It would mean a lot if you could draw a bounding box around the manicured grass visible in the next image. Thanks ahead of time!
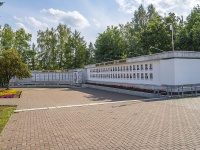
[0,106,16,133]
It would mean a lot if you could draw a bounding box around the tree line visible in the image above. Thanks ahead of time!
[95,4,200,62]
[0,4,199,70]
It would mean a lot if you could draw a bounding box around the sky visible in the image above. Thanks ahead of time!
[0,0,199,46]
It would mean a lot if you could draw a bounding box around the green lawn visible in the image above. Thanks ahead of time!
[0,106,16,133]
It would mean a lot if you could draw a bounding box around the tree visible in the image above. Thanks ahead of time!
[86,42,95,64]
[0,1,4,6]
[0,24,32,65]
[178,5,200,51]
[37,27,58,69]
[95,26,128,62]
[70,30,88,68]
[0,49,32,89]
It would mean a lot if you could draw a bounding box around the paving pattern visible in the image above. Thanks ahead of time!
[1,88,200,149]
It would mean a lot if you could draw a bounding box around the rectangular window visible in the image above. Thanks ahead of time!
[123,66,125,71]
[133,65,136,70]
[130,74,132,78]
[130,66,132,70]
[133,73,136,78]
[150,64,153,70]
[127,73,129,78]
[145,64,148,70]
[145,73,148,79]
[150,73,153,79]
[141,64,144,70]
[137,65,139,70]
[137,73,140,79]
[141,73,144,79]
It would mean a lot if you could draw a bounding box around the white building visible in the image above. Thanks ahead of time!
[85,51,200,90]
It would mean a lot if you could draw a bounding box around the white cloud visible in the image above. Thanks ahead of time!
[14,16,24,22]
[15,22,30,33]
[25,17,49,28]
[41,8,90,29]
[116,0,140,14]
[116,0,200,18]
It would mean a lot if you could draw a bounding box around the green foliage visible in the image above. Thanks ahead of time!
[0,49,32,89]
[37,24,88,69]
[95,26,128,62]
[94,4,200,62]
[0,24,32,65]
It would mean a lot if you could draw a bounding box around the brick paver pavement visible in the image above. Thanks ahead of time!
[0,88,142,110]
[1,88,200,149]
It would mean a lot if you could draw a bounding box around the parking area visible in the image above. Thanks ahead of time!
[1,88,200,149]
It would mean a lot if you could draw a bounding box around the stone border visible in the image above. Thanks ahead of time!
[82,84,166,98]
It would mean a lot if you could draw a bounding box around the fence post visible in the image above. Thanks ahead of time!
[182,86,184,97]
[195,85,197,96]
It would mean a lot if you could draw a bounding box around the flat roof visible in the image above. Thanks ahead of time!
[85,51,200,68]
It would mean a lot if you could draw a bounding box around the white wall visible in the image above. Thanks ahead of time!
[174,59,200,85]
[87,60,161,85]
[160,59,175,85]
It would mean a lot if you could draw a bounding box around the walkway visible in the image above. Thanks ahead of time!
[1,88,200,149]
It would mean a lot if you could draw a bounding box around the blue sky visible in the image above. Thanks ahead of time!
[0,0,199,45]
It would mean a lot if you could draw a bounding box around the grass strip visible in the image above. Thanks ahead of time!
[0,106,16,133]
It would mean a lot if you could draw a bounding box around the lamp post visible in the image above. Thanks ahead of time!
[167,23,174,51]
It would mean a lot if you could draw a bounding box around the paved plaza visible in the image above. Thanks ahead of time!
[1,88,200,149]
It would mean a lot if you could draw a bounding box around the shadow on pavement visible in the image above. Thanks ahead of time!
[61,87,145,102]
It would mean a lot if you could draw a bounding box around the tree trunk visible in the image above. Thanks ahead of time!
[6,82,9,90]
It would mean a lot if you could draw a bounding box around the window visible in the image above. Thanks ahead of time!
[130,74,132,78]
[130,66,132,70]
[141,64,144,70]
[118,67,120,71]
[141,73,144,79]
[126,66,129,71]
[133,73,136,79]
[123,66,125,71]
[133,65,136,70]
[145,73,148,79]
[127,73,129,78]
[137,65,139,70]
[121,74,123,78]
[150,64,153,70]
[145,64,148,70]
[118,74,120,78]
[150,73,153,79]
[137,73,140,79]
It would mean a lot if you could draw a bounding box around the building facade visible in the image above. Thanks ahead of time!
[85,51,200,90]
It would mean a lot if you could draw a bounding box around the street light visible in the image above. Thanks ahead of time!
[167,23,174,51]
